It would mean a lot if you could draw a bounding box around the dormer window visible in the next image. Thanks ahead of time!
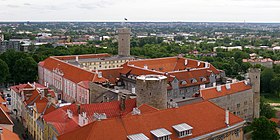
[200,77,207,82]
[172,123,193,138]
[127,133,149,140]
[151,128,172,140]
[191,78,197,83]
[181,80,187,85]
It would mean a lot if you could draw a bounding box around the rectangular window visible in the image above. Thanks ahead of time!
[237,103,240,108]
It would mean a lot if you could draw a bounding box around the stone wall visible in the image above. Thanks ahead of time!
[209,89,254,121]
[136,75,167,109]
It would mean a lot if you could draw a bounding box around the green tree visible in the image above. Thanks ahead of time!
[260,97,276,119]
[13,57,38,83]
[0,59,9,83]
[251,116,279,140]
[261,68,274,93]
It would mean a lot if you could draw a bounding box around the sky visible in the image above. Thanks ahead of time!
[0,0,280,22]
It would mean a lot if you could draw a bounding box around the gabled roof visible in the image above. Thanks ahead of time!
[40,57,107,83]
[0,107,13,125]
[200,81,252,100]
[58,101,244,140]
[100,68,122,84]
[43,99,136,135]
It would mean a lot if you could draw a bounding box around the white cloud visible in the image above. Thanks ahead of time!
[0,0,279,22]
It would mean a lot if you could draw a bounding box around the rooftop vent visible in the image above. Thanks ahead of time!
[225,83,231,90]
[75,56,79,62]
[132,108,141,115]
[66,109,73,119]
[93,113,107,121]
[127,133,149,140]
[144,64,148,69]
[197,61,201,66]
[78,112,89,127]
[151,128,172,140]
[172,123,193,138]
[216,85,222,92]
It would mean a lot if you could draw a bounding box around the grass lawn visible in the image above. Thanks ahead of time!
[262,95,280,103]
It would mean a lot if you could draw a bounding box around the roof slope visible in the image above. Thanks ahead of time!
[43,99,136,135]
[40,57,107,83]
[58,101,244,140]
[201,81,252,100]
[0,127,20,140]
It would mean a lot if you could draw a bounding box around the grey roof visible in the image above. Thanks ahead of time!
[150,128,172,138]
[127,133,149,140]
[172,123,193,132]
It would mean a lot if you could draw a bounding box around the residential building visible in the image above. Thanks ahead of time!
[119,57,225,101]
[42,99,136,139]
[58,101,245,140]
[200,81,254,121]
[0,107,13,132]
[0,127,20,140]
[0,40,20,53]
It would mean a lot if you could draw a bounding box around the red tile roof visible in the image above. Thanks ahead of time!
[200,81,252,100]
[43,99,136,135]
[100,68,122,84]
[53,53,110,61]
[270,118,280,125]
[40,57,108,83]
[77,81,91,89]
[0,107,13,125]
[58,101,244,140]
[120,57,220,88]
[0,127,20,140]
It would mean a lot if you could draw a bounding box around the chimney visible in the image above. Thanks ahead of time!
[197,61,201,66]
[225,83,231,90]
[120,96,126,111]
[225,110,229,126]
[200,84,205,89]
[98,72,102,78]
[213,82,216,87]
[144,64,148,69]
[93,113,107,121]
[216,85,222,92]
[205,62,210,68]
[185,59,188,66]
[131,87,136,94]
[75,56,79,62]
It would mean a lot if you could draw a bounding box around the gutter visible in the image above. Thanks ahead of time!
[190,121,246,140]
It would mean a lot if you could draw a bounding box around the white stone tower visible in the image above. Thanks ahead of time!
[118,28,131,56]
[248,68,261,118]
[136,75,167,110]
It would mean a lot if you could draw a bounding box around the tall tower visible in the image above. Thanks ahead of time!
[136,75,167,110]
[118,28,131,56]
[248,68,261,118]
